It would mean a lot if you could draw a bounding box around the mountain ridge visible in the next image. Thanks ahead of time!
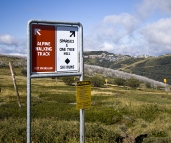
[84,51,171,84]
[0,52,170,84]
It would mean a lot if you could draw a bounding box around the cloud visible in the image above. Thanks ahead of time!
[1,1,171,57]
[0,34,26,56]
[84,13,141,55]
[103,13,139,34]
[137,0,171,19]
[84,0,171,56]
[141,18,171,45]
[101,43,114,51]
[0,34,20,46]
[140,17,171,55]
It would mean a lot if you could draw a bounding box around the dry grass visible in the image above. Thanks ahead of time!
[1,67,171,142]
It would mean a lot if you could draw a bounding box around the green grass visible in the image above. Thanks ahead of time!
[1,67,171,142]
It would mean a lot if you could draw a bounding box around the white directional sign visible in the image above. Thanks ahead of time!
[56,26,78,72]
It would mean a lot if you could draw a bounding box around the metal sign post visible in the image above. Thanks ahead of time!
[27,20,84,143]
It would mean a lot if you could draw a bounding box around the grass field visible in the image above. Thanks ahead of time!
[0,67,171,143]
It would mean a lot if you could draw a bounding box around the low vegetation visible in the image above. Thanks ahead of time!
[1,65,171,143]
[0,55,171,142]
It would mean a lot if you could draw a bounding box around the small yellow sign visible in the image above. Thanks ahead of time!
[76,81,91,110]
[105,79,108,83]
[164,78,167,83]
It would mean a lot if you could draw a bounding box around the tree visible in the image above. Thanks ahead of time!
[146,83,151,88]
[126,78,140,89]
[90,76,104,87]
[114,78,126,86]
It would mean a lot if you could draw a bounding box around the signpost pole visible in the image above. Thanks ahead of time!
[80,109,85,142]
[27,21,31,143]
[27,75,31,143]
[79,24,85,143]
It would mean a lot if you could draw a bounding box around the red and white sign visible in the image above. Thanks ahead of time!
[31,24,79,73]
[31,24,55,73]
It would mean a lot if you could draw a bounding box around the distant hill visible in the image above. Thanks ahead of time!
[0,54,26,68]
[84,51,171,84]
[84,51,114,56]
[0,52,171,84]
[84,64,166,87]
[128,55,171,84]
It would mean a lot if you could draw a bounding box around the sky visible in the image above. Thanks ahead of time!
[0,0,171,56]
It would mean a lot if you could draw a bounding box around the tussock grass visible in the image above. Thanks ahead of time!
[1,67,171,142]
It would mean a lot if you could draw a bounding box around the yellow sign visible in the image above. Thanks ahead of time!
[76,81,91,110]
[164,78,167,83]
[105,79,108,83]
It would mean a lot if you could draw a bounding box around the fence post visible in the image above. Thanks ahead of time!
[9,61,22,108]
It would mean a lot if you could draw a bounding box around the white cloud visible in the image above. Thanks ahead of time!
[101,42,114,51]
[84,13,141,55]
[84,0,171,56]
[140,17,171,55]
[0,34,26,56]
[2,1,171,57]
[103,13,139,34]
[141,18,171,45]
[0,34,19,45]
[137,0,171,19]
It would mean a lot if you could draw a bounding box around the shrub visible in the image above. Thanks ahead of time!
[21,69,27,76]
[143,137,171,143]
[126,78,140,89]
[86,123,119,142]
[85,108,122,125]
[114,78,126,86]
[146,82,151,88]
[134,104,162,122]
[61,77,75,86]
[0,118,120,143]
[90,76,104,87]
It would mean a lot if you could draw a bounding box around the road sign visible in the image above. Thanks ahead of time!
[76,81,91,110]
[57,26,78,72]
[31,24,55,73]
[164,78,167,83]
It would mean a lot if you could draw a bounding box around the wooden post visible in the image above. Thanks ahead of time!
[9,62,22,108]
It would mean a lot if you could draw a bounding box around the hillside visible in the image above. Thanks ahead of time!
[0,54,26,68]
[0,53,170,85]
[127,55,171,84]
[84,64,166,87]
[84,51,171,84]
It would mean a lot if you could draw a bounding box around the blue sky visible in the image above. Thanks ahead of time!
[0,0,171,56]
